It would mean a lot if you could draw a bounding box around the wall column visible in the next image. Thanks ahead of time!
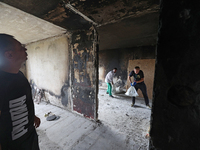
[150,0,200,149]
[71,27,98,120]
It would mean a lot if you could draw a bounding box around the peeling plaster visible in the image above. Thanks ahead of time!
[65,4,97,26]
[68,0,159,25]
[71,28,98,119]
[42,0,159,30]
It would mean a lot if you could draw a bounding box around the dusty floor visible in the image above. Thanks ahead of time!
[35,88,151,150]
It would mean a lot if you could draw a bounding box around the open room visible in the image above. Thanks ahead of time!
[97,4,158,149]
[1,0,200,150]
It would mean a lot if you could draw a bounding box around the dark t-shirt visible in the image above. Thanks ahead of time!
[0,70,35,145]
[129,70,144,82]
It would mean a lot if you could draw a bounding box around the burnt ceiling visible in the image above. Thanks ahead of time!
[64,0,159,25]
[0,0,160,50]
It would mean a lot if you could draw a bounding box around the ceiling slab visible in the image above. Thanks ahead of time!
[0,0,60,16]
[0,2,66,44]
[0,0,160,50]
[68,0,159,25]
[98,11,159,50]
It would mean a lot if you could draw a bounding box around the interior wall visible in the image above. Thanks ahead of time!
[26,35,71,109]
[99,46,156,96]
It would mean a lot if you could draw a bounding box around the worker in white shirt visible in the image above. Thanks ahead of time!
[105,68,117,98]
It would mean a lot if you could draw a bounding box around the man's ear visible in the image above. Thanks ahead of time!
[4,51,13,59]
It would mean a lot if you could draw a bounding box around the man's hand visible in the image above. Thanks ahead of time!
[34,116,41,128]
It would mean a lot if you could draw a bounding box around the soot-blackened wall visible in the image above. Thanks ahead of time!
[26,30,98,120]
[150,1,200,149]
[99,46,156,88]
[71,27,98,119]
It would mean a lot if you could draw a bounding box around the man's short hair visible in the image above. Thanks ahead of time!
[0,34,14,56]
[134,66,140,69]
[113,68,117,70]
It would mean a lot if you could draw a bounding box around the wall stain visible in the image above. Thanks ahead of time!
[30,79,69,107]
[61,84,70,106]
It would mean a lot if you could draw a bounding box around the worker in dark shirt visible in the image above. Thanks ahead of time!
[0,34,41,150]
[128,66,151,109]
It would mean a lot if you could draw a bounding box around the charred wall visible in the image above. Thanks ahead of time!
[99,46,156,88]
[23,2,99,120]
[71,27,98,119]
[26,27,98,120]
[150,0,200,149]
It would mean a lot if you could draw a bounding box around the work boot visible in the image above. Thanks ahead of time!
[131,103,135,107]
[106,92,109,94]
[146,104,151,109]
[109,95,114,98]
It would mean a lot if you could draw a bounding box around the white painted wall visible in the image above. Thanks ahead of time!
[26,35,70,107]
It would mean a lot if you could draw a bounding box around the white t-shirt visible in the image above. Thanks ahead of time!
[105,70,115,83]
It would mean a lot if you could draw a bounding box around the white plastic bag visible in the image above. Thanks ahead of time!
[115,86,122,94]
[112,84,123,94]
[125,86,139,97]
[112,84,116,95]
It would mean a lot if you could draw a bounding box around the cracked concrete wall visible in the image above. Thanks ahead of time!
[150,0,200,149]
[26,35,71,109]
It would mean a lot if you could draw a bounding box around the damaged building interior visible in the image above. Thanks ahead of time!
[0,0,200,149]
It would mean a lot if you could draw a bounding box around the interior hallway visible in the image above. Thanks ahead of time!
[36,89,151,150]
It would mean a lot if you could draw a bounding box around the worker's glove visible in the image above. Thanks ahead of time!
[131,82,137,86]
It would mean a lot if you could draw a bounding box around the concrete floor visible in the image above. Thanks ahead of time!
[35,89,151,150]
